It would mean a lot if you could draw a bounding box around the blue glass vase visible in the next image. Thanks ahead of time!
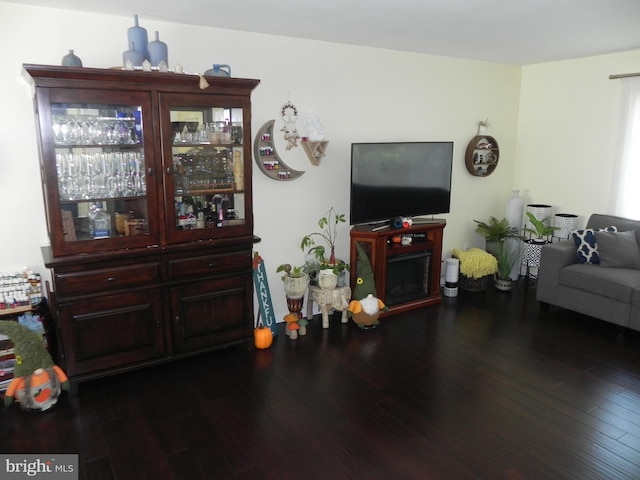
[148,31,168,67]
[123,41,144,69]
[127,15,149,61]
[61,50,82,67]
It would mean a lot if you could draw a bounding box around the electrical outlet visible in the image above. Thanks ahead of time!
[464,242,469,251]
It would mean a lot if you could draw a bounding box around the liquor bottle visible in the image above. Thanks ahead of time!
[91,203,111,238]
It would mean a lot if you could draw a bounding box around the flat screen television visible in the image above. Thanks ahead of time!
[350,141,453,225]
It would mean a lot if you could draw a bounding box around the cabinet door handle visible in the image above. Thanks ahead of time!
[106,277,117,283]
[166,166,173,175]
[147,167,154,176]
[208,262,217,268]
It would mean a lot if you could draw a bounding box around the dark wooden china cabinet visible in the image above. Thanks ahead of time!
[24,64,260,387]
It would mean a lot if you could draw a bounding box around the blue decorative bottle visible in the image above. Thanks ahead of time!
[148,31,168,67]
[123,41,144,69]
[127,15,149,61]
[61,50,82,67]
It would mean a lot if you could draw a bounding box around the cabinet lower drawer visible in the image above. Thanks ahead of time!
[167,251,251,279]
[54,263,161,296]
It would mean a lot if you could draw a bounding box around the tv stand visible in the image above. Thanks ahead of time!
[350,222,445,317]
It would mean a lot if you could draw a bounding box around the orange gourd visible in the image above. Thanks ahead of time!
[254,326,273,349]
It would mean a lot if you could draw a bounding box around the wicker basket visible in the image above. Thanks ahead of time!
[460,274,491,292]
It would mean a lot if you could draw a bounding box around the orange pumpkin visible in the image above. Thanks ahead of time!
[254,326,273,349]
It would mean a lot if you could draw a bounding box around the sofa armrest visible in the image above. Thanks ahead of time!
[536,240,577,305]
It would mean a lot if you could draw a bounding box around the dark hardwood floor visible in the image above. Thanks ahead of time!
[2,281,640,480]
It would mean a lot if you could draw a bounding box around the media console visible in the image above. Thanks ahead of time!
[350,221,445,317]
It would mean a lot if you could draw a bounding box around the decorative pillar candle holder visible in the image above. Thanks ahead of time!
[553,213,578,240]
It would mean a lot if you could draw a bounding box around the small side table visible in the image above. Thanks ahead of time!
[306,285,351,329]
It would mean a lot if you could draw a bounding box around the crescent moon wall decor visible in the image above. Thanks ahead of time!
[254,119,305,180]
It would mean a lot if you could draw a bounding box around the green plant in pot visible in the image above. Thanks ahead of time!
[493,242,520,291]
[522,212,559,273]
[300,207,350,285]
[275,263,309,299]
[523,212,559,242]
[473,216,523,254]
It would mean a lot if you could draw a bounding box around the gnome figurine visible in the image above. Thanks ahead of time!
[347,243,388,329]
[0,320,69,411]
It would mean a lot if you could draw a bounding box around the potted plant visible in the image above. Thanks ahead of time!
[522,212,560,272]
[275,263,309,299]
[477,118,491,135]
[493,242,519,291]
[523,212,559,241]
[300,207,350,286]
[473,216,523,254]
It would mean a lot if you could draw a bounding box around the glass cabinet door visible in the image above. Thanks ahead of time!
[40,89,158,256]
[160,94,252,243]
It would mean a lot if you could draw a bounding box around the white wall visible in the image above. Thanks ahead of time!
[514,49,640,228]
[1,2,520,319]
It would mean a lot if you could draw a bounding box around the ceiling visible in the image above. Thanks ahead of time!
[9,0,640,65]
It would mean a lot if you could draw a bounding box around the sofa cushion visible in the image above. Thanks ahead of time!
[559,263,640,303]
[572,226,617,264]
[595,230,640,269]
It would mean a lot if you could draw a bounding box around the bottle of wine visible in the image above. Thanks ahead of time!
[91,203,111,238]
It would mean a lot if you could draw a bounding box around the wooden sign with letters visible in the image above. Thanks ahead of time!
[252,252,277,336]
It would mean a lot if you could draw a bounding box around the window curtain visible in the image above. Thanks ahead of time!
[608,77,640,219]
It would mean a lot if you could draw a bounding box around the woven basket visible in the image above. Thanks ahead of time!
[460,274,491,292]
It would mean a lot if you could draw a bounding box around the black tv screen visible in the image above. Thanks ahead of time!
[350,142,453,225]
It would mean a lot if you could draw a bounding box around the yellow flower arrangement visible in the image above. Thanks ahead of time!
[452,247,498,279]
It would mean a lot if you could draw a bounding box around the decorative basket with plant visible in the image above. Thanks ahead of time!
[452,247,498,292]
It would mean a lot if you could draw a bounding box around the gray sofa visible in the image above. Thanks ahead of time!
[537,213,640,331]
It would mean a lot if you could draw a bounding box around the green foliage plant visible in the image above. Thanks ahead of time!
[300,207,350,277]
[473,217,523,243]
[494,242,519,280]
[523,212,559,240]
[275,263,305,281]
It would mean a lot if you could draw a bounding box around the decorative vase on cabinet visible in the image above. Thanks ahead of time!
[25,64,260,390]
[61,50,82,67]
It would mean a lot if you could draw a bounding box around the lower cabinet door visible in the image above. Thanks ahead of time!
[57,289,164,377]
[170,274,253,353]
